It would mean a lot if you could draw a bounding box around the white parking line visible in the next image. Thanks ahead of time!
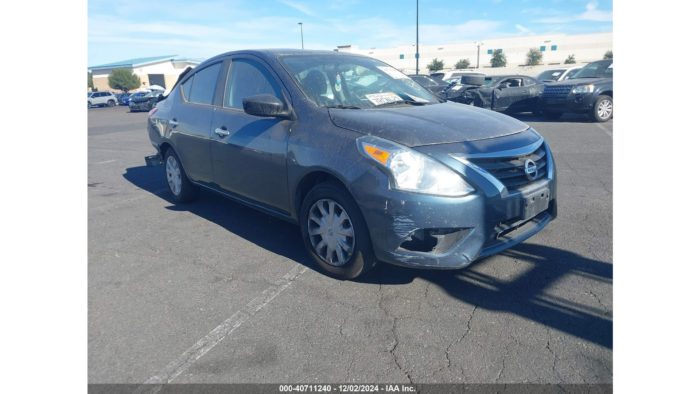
[596,123,613,138]
[133,263,308,394]
[93,160,116,165]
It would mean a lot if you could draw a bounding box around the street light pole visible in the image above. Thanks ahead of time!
[476,43,481,69]
[416,0,419,75]
[298,22,304,49]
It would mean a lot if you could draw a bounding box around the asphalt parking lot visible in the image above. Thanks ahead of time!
[88,105,612,385]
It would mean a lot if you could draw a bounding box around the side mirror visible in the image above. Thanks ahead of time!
[242,94,289,118]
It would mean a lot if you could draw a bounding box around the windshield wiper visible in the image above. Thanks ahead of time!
[373,100,429,108]
[325,105,361,109]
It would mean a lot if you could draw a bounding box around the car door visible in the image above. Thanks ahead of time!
[168,61,225,185]
[521,77,542,111]
[493,78,528,111]
[209,56,292,214]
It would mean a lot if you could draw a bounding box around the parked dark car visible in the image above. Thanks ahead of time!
[408,74,449,94]
[438,75,545,115]
[116,93,132,105]
[122,91,146,105]
[539,59,613,122]
[146,49,557,279]
[129,91,161,112]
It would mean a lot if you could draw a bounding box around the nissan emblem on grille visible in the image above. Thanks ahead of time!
[524,159,538,181]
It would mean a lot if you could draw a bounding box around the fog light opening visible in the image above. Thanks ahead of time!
[399,228,472,254]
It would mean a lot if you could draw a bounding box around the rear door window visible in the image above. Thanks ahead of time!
[181,77,193,101]
[189,62,222,105]
[224,59,283,109]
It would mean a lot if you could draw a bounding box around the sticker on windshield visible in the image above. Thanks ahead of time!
[406,94,429,103]
[377,66,410,80]
[365,92,402,105]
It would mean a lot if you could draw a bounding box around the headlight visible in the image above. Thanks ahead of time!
[357,136,474,197]
[572,85,594,94]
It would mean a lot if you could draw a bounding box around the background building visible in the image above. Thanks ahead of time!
[88,55,200,92]
[337,32,612,76]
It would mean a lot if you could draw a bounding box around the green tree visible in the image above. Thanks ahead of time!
[454,59,470,69]
[604,50,613,59]
[88,72,93,89]
[427,58,445,72]
[525,48,543,66]
[108,68,141,93]
[490,50,507,68]
[564,54,576,64]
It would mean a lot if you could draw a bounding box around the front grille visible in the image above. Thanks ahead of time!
[469,144,548,191]
[543,85,572,95]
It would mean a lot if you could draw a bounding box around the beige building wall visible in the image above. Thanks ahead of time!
[89,59,199,92]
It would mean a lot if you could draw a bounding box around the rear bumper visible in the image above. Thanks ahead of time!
[541,93,594,113]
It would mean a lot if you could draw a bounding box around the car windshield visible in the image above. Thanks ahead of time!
[87,92,92,97]
[482,77,495,87]
[280,55,439,109]
[570,61,613,79]
[537,70,564,81]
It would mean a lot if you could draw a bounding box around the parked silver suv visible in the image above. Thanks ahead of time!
[87,92,118,108]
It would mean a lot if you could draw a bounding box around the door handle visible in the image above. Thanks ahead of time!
[169,119,179,126]
[523,90,527,93]
[215,128,229,137]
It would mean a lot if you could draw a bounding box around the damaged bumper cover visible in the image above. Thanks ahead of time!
[351,136,557,269]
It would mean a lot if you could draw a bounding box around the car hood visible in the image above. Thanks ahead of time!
[548,77,611,86]
[328,101,529,147]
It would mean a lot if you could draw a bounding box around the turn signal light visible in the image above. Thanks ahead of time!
[363,145,390,165]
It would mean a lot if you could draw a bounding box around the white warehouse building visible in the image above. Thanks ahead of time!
[337,32,612,76]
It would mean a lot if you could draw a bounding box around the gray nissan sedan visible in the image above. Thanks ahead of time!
[146,49,557,279]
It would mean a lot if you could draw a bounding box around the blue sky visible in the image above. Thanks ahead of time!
[87,0,612,66]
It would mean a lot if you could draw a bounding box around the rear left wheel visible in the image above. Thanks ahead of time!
[300,182,377,280]
[163,149,200,204]
[107,100,115,107]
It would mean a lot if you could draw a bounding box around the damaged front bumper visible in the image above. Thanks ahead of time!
[352,138,557,269]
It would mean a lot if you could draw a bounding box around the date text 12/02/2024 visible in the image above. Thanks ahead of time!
[279,385,415,392]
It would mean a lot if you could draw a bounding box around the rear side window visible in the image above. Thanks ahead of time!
[181,77,193,101]
[188,62,222,105]
[224,59,283,109]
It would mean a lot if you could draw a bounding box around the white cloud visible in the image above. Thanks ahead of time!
[534,1,612,23]
[515,24,535,35]
[276,0,316,16]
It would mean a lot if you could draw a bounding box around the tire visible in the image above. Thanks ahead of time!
[460,75,485,86]
[163,148,200,204]
[589,95,612,122]
[87,102,91,109]
[300,181,378,280]
[543,111,563,119]
[107,100,115,107]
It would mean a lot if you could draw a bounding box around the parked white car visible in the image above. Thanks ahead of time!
[430,69,486,81]
[535,66,582,83]
[87,92,118,109]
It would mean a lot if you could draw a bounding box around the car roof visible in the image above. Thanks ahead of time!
[486,75,528,79]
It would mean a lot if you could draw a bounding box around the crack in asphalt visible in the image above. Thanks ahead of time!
[377,272,414,384]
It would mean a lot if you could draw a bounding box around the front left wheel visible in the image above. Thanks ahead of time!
[163,149,200,203]
[589,95,612,122]
[300,182,378,280]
